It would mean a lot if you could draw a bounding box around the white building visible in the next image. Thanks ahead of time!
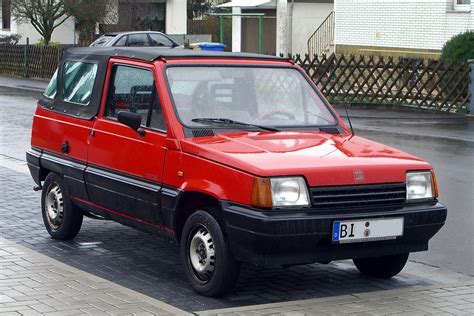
[335,0,474,58]
[219,0,334,55]
[220,0,473,58]
[0,0,76,44]
[0,0,187,45]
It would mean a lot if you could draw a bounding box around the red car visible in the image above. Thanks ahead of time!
[27,47,447,297]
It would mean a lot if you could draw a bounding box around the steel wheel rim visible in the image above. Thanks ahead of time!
[45,183,64,230]
[189,225,215,282]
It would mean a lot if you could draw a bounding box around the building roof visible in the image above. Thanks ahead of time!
[65,47,285,62]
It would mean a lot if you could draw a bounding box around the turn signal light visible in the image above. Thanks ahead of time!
[431,170,439,199]
[251,177,273,208]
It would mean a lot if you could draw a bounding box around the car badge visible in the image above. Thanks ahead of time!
[354,170,364,182]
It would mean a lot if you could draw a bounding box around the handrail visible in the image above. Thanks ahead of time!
[307,11,335,57]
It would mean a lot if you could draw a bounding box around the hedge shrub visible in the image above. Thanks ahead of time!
[441,30,474,64]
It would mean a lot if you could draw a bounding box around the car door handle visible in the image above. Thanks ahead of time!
[61,141,70,154]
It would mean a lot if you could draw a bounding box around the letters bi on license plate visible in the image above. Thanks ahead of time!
[332,217,404,243]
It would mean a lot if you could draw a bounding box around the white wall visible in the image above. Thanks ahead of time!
[291,2,334,55]
[335,0,474,51]
[166,0,187,34]
[0,17,76,45]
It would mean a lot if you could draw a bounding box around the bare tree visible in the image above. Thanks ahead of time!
[188,0,212,19]
[11,0,76,45]
[67,0,117,46]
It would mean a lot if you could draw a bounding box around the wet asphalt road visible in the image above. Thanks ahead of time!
[1,86,473,276]
[356,130,474,276]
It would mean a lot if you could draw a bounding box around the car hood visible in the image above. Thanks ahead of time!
[180,131,432,187]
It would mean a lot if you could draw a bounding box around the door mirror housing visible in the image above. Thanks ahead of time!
[117,111,146,136]
[117,111,141,131]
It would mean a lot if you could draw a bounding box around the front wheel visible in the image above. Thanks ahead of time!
[353,253,409,278]
[41,173,83,240]
[180,210,240,297]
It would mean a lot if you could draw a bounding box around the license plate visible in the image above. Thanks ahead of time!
[332,217,404,243]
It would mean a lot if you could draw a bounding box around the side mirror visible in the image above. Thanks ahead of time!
[117,111,145,136]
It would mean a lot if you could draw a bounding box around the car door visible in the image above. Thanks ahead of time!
[85,61,168,231]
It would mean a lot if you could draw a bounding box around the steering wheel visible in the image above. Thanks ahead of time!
[259,110,295,121]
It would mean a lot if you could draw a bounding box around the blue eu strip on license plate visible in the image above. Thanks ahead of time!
[332,221,340,241]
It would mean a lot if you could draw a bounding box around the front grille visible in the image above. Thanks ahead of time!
[310,183,406,210]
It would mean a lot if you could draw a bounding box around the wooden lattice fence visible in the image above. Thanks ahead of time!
[0,45,470,113]
[289,54,471,113]
[0,45,68,79]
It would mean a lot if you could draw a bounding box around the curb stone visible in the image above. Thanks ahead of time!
[197,281,474,315]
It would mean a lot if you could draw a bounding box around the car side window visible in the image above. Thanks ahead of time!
[43,69,58,99]
[62,61,98,106]
[114,35,127,46]
[127,34,150,46]
[105,65,166,132]
[148,33,173,47]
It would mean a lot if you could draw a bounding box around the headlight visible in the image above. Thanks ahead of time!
[406,171,436,200]
[270,177,310,207]
[251,176,310,208]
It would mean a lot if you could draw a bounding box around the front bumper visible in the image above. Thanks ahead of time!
[221,202,447,266]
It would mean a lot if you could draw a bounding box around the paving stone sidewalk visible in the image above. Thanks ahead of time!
[1,233,473,316]
[0,236,189,316]
[199,281,474,315]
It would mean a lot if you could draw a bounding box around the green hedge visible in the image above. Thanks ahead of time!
[441,30,474,64]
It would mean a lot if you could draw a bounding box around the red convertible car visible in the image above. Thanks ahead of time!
[27,47,447,296]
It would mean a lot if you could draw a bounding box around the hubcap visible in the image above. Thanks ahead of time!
[189,226,215,281]
[45,183,64,229]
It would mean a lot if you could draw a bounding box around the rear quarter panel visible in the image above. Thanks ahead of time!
[31,106,93,162]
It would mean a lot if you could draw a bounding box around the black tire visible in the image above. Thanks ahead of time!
[41,172,83,240]
[180,210,240,297]
[353,253,409,278]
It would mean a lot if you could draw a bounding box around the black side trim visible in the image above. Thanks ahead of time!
[41,152,89,200]
[72,196,175,241]
[26,148,42,186]
[161,185,183,229]
[40,152,85,180]
[27,148,181,239]
[85,166,161,203]
[84,165,165,227]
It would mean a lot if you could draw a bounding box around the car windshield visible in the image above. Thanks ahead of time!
[166,66,336,129]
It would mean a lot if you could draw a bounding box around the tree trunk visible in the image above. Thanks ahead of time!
[78,21,96,46]
[43,33,52,46]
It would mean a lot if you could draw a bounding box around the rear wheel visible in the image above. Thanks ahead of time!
[41,173,83,240]
[181,210,240,297]
[353,253,409,278]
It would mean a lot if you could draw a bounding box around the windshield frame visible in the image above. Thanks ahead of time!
[163,63,341,132]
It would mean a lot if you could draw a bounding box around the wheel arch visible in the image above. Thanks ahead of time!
[173,190,225,243]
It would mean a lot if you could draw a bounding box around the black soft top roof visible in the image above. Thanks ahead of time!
[65,47,287,62]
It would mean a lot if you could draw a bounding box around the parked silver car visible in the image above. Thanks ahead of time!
[89,31,179,48]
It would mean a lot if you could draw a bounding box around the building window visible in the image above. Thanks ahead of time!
[454,0,471,12]
[2,0,11,30]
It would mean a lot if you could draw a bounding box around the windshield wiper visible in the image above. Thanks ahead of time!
[191,118,280,132]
